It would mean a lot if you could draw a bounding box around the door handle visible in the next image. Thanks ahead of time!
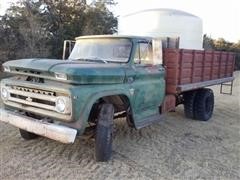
[127,77,134,83]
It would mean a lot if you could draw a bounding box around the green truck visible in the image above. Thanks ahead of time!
[0,35,235,161]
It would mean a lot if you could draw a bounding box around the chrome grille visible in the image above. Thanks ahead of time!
[11,86,55,96]
[5,85,71,115]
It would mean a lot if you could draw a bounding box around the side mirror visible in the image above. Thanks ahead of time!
[62,40,76,60]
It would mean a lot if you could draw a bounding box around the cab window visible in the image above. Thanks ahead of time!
[134,42,153,64]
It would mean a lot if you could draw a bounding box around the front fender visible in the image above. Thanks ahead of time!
[67,84,133,134]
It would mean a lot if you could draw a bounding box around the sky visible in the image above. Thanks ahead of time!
[0,0,239,42]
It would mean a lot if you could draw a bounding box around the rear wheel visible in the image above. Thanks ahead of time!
[183,91,197,119]
[19,129,38,140]
[194,88,214,121]
[95,104,114,162]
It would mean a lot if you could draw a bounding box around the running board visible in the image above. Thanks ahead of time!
[135,114,165,129]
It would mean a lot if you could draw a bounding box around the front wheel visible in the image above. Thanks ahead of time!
[95,104,114,162]
[19,129,39,140]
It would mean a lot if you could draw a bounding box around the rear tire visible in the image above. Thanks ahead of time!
[194,88,214,121]
[183,91,197,119]
[95,104,114,162]
[19,129,39,140]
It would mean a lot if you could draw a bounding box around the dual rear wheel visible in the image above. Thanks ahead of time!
[183,88,214,121]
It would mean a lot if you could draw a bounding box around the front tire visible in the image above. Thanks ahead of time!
[19,129,39,140]
[194,88,214,121]
[95,104,114,162]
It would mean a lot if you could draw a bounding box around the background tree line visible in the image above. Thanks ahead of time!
[0,0,117,63]
[0,1,239,70]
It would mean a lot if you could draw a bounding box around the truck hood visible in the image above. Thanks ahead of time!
[3,58,126,84]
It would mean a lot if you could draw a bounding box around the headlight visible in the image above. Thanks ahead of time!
[55,97,66,113]
[1,87,9,100]
[55,73,67,80]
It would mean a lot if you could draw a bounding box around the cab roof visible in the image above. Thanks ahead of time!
[75,35,152,41]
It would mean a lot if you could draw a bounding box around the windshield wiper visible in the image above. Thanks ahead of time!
[86,56,108,64]
[74,57,108,64]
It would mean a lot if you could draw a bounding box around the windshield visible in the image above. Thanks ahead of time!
[69,38,132,63]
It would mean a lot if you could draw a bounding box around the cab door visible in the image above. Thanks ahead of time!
[129,40,165,120]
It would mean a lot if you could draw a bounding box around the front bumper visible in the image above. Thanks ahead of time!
[0,108,77,143]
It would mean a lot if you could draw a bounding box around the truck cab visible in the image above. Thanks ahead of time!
[0,35,166,161]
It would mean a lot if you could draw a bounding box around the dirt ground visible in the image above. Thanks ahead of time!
[0,72,239,180]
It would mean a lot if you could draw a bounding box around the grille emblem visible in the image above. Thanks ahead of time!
[26,97,33,102]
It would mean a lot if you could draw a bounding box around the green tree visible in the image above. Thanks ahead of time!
[36,0,117,58]
[213,38,233,51]
[82,1,117,35]
[203,34,215,50]
[0,0,117,63]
